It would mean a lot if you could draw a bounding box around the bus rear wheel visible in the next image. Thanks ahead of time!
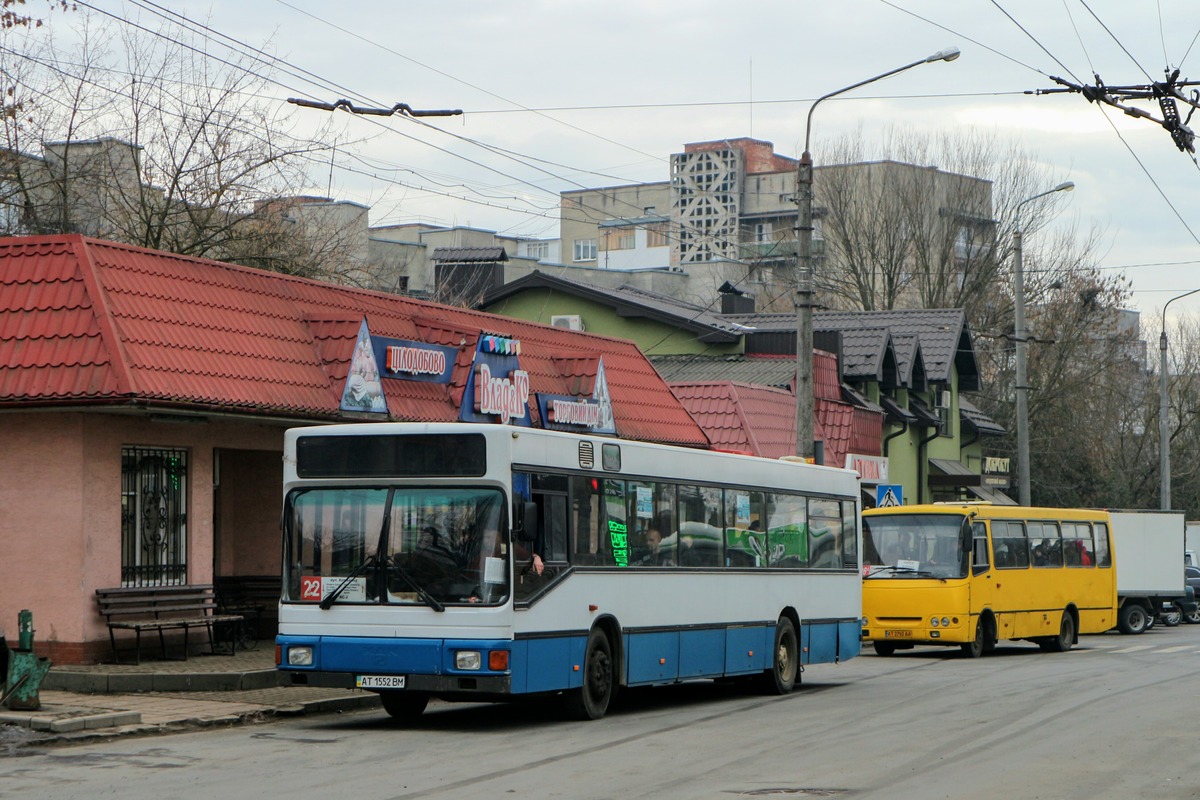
[760,617,799,694]
[1039,610,1075,652]
[380,690,429,722]
[564,628,614,720]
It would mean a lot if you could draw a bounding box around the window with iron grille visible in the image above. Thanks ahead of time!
[121,446,188,586]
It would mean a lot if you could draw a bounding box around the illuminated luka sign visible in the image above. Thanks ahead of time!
[460,334,533,426]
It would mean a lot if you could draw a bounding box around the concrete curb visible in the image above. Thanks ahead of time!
[42,668,286,694]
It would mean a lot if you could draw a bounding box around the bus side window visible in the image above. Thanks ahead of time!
[1093,523,1112,567]
[972,522,989,574]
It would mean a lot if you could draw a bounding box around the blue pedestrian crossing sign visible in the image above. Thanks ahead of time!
[877,484,903,507]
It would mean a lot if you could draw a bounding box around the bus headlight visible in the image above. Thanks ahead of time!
[456,651,482,670]
[930,617,939,627]
[941,617,951,627]
[287,646,313,666]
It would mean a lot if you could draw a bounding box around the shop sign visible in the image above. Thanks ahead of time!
[845,454,889,484]
[543,396,602,427]
[535,357,617,435]
[339,320,387,414]
[372,335,456,383]
[460,334,532,426]
[475,362,531,422]
[982,455,1011,488]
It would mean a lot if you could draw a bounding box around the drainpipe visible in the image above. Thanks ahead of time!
[883,420,908,458]
[916,425,941,504]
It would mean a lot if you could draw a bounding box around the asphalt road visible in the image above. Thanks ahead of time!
[5,625,1200,800]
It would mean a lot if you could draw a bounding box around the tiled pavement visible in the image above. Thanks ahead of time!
[1,643,379,749]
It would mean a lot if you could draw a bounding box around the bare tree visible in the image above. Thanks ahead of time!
[1150,313,1200,517]
[814,129,1082,325]
[0,6,369,281]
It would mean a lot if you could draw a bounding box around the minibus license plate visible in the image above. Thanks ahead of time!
[884,630,912,639]
[356,675,405,689]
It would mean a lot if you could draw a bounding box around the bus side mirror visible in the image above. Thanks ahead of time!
[516,501,538,543]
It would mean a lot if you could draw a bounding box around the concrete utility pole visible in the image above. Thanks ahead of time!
[1159,288,1200,509]
[1013,181,1074,506]
[794,47,960,460]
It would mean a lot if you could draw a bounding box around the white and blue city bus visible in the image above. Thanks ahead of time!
[276,422,862,720]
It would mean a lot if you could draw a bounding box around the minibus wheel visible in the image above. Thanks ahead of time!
[960,620,985,658]
[1039,610,1075,652]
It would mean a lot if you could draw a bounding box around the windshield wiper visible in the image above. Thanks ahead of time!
[319,552,378,610]
[866,565,943,580]
[389,557,446,612]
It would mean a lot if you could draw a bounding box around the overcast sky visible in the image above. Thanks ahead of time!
[79,1,1200,323]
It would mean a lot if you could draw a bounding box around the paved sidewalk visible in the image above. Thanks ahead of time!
[1,644,379,750]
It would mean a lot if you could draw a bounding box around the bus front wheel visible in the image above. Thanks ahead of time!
[960,620,985,658]
[565,628,614,720]
[760,617,799,694]
[380,690,429,722]
[872,641,897,657]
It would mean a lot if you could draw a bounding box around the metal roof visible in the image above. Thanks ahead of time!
[668,380,869,466]
[482,270,744,343]
[483,273,981,391]
[959,396,1006,436]
[815,309,979,390]
[649,352,845,400]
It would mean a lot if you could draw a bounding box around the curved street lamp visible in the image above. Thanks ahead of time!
[1160,288,1200,509]
[794,46,960,460]
[1013,180,1075,506]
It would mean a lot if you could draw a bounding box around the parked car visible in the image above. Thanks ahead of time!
[1185,567,1200,624]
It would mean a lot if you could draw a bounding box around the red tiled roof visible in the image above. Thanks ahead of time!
[0,235,708,448]
[670,379,880,467]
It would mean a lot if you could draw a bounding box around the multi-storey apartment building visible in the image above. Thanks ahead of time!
[560,138,995,313]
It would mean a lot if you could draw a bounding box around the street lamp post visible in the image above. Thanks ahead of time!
[1160,288,1200,509]
[795,47,960,460]
[1013,180,1075,506]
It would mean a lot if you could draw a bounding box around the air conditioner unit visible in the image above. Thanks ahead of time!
[937,389,952,409]
[550,314,584,331]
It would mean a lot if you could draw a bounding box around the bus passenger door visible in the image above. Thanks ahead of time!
[970,522,994,637]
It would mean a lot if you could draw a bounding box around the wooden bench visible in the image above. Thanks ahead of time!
[215,575,282,641]
[95,584,244,664]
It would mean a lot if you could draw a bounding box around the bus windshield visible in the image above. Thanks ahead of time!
[284,487,509,606]
[863,513,967,579]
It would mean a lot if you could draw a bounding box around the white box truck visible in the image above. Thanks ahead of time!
[1185,521,1199,566]
[1110,509,1191,634]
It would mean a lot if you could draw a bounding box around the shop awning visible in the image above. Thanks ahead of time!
[928,457,979,487]
[967,485,1017,504]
